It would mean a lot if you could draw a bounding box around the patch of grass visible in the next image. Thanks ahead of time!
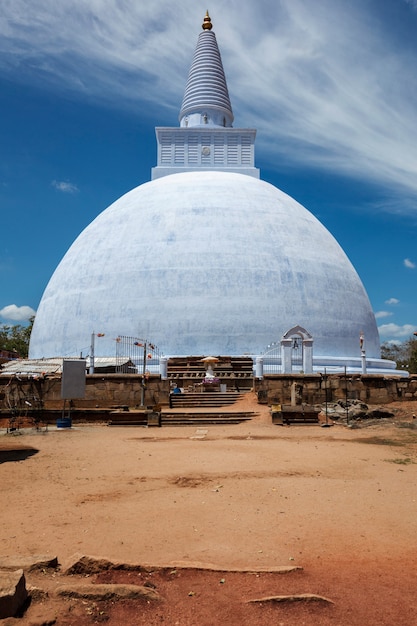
[396,422,417,430]
[385,457,415,465]
[352,437,404,447]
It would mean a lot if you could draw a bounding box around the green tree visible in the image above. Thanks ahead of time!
[0,317,34,358]
[405,335,417,374]
[381,334,417,374]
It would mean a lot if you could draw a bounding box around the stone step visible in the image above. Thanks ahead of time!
[108,421,148,426]
[169,392,243,408]
[161,412,255,426]
[273,415,320,425]
[108,409,256,427]
[170,400,241,408]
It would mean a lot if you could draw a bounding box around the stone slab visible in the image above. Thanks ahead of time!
[0,556,58,572]
[0,569,27,619]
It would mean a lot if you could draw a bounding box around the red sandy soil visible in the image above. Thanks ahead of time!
[1,394,417,625]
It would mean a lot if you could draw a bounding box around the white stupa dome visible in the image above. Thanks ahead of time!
[29,170,379,359]
[29,12,399,375]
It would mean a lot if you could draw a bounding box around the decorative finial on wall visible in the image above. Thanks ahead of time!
[202,10,213,30]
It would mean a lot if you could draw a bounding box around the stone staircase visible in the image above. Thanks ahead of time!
[166,355,254,392]
[161,411,254,426]
[169,391,242,408]
[108,391,257,426]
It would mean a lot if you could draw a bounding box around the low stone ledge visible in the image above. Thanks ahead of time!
[55,583,161,602]
[0,555,58,572]
[248,593,334,605]
[26,585,50,601]
[166,561,303,574]
[63,554,143,576]
[63,553,303,576]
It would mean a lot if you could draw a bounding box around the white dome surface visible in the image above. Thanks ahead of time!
[29,171,380,362]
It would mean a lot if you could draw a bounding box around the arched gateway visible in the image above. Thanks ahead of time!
[259,326,314,376]
[281,326,314,374]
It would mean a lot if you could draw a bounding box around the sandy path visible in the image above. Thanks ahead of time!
[1,414,416,568]
[1,399,417,624]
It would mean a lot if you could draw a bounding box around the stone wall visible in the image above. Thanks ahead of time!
[254,374,417,406]
[0,374,170,415]
[1,373,417,418]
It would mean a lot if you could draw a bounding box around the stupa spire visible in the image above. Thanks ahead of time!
[179,11,234,128]
[152,12,259,180]
[202,10,213,30]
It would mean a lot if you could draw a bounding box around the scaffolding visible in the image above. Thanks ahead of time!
[3,375,53,432]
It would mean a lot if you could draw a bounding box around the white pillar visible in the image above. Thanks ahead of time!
[361,350,367,374]
[255,356,264,379]
[89,332,95,375]
[160,356,168,379]
[281,339,292,373]
[302,339,313,374]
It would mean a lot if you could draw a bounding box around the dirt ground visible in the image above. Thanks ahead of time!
[1,394,417,625]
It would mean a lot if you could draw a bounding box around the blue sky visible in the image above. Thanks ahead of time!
[1,0,417,345]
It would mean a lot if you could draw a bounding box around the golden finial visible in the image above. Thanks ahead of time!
[202,10,213,30]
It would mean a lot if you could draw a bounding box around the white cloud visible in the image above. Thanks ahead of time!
[51,180,79,193]
[404,258,416,269]
[378,323,416,339]
[1,1,417,209]
[385,298,400,305]
[375,311,392,319]
[0,304,36,321]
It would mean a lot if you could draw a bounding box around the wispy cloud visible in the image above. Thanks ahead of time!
[0,304,36,321]
[385,298,400,305]
[378,323,416,340]
[51,180,79,194]
[404,258,416,269]
[375,311,392,319]
[1,1,417,210]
